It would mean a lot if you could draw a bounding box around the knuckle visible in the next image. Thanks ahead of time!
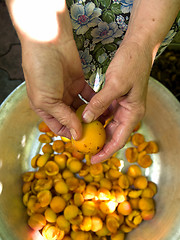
[91,96,106,111]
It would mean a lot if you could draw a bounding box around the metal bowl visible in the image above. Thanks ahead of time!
[0,78,180,240]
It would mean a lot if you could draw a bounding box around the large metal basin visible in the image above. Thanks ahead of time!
[0,77,180,240]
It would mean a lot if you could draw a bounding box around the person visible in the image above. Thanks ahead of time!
[5,0,180,163]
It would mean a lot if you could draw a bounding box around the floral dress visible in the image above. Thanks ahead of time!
[66,0,180,92]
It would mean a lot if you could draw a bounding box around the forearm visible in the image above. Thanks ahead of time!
[5,0,73,45]
[124,0,180,60]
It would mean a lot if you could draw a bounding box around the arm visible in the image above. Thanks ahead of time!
[5,0,93,140]
[83,0,180,163]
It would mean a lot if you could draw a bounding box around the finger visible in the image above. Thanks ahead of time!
[38,112,72,139]
[38,101,83,140]
[91,105,145,164]
[82,83,119,123]
[80,83,96,102]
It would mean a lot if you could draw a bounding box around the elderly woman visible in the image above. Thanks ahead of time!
[5,0,180,163]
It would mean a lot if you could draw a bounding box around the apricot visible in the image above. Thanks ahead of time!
[137,151,153,168]
[44,161,59,176]
[54,154,67,170]
[72,149,85,161]
[138,198,155,211]
[118,174,130,189]
[57,215,71,232]
[28,213,46,230]
[68,158,82,173]
[127,165,142,178]
[131,133,145,146]
[89,163,103,177]
[148,181,157,195]
[141,187,155,198]
[91,216,103,232]
[141,209,155,220]
[44,207,57,223]
[82,201,97,216]
[37,153,51,168]
[80,216,92,232]
[22,171,34,182]
[145,141,159,153]
[125,147,138,163]
[72,121,106,155]
[100,178,112,190]
[74,193,84,207]
[39,134,52,143]
[37,190,52,207]
[62,169,74,179]
[106,213,120,233]
[117,201,132,216]
[42,224,64,240]
[64,205,79,220]
[42,143,54,154]
[96,224,109,237]
[54,179,69,194]
[99,201,117,214]
[50,196,66,213]
[52,140,64,153]
[129,198,140,210]
[38,121,51,132]
[134,176,148,190]
[137,141,148,153]
[66,177,79,191]
[111,230,125,240]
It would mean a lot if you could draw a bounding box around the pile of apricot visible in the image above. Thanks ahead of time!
[22,121,157,240]
[125,123,159,168]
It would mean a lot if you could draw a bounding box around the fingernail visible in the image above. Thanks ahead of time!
[83,110,94,123]
[70,129,77,140]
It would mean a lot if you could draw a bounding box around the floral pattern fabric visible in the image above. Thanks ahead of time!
[66,0,180,92]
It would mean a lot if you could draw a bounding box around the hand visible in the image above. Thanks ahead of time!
[21,39,94,140]
[82,40,153,163]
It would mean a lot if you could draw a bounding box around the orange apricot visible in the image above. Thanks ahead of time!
[72,121,106,155]
[118,174,130,189]
[42,143,54,154]
[28,213,46,230]
[131,133,145,146]
[127,165,142,178]
[125,147,138,163]
[137,151,153,168]
[145,141,159,153]
[52,140,64,153]
[141,209,155,220]
[138,198,155,211]
[50,196,66,213]
[134,176,148,190]
[39,134,52,143]
[117,201,132,216]
[38,121,51,132]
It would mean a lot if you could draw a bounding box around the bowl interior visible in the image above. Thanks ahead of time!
[0,78,180,240]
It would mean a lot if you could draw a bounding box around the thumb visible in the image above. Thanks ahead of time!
[82,83,118,123]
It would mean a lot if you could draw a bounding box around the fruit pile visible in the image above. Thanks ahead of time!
[22,119,158,240]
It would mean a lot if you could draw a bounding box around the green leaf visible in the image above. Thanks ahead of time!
[104,43,117,51]
[102,60,110,73]
[111,3,122,15]
[99,0,111,8]
[94,0,100,7]
[85,28,93,40]
[74,34,85,50]
[102,10,115,23]
[95,48,106,62]
[66,0,73,8]
[92,42,103,55]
